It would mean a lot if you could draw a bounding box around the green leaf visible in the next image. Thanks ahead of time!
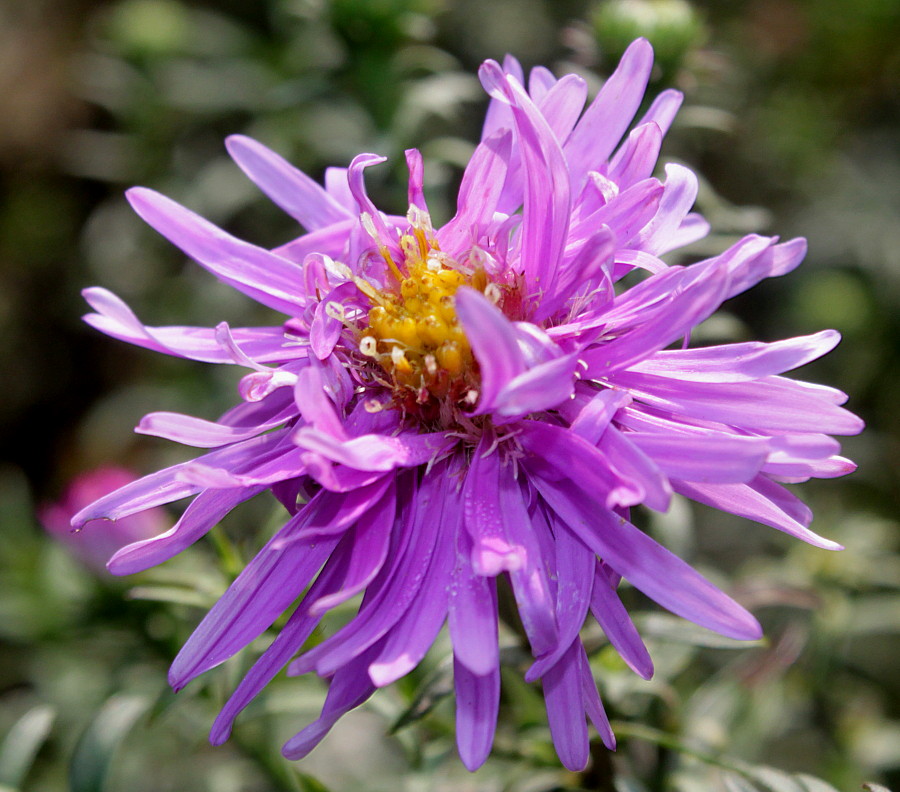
[126,584,217,608]
[69,694,150,792]
[295,772,334,792]
[0,705,56,789]
[794,774,842,792]
[723,772,764,792]
[862,785,893,792]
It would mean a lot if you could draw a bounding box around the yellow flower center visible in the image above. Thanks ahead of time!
[355,211,489,411]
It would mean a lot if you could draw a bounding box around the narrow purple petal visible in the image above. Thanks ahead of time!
[611,370,864,435]
[289,470,444,677]
[292,428,450,471]
[82,288,298,363]
[627,431,770,484]
[367,471,456,685]
[108,485,264,575]
[590,563,653,679]
[632,164,699,255]
[455,288,526,410]
[449,527,500,676]
[543,640,590,771]
[405,148,426,210]
[501,478,557,657]
[478,60,571,299]
[437,129,513,256]
[519,421,643,509]
[70,431,288,528]
[126,188,308,316]
[578,642,616,750]
[210,545,351,744]
[526,522,592,681]
[136,408,291,448]
[674,477,842,550]
[463,439,524,575]
[454,659,500,772]
[637,88,683,136]
[307,482,396,614]
[281,641,384,760]
[608,122,663,190]
[225,135,351,230]
[169,518,341,689]
[565,37,654,177]
[528,472,762,640]
[598,426,673,511]
[632,330,841,382]
[491,353,579,418]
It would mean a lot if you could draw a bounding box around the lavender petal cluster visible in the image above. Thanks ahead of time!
[73,39,862,771]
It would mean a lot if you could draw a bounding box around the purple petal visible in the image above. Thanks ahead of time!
[578,642,616,749]
[463,440,525,575]
[590,563,653,679]
[455,288,526,410]
[292,428,450,471]
[631,330,841,382]
[519,421,643,509]
[405,148,426,210]
[478,60,571,299]
[438,129,513,256]
[367,471,457,685]
[527,472,762,640]
[210,545,351,744]
[294,361,348,439]
[598,426,673,511]
[136,407,292,448]
[449,527,500,676]
[289,469,445,677]
[627,431,769,485]
[538,73,589,143]
[568,389,632,444]
[543,640,590,771]
[565,38,654,177]
[491,353,579,418]
[674,476,842,550]
[225,135,351,230]
[637,88,683,136]
[632,164,699,255]
[169,516,341,689]
[281,641,383,760]
[70,431,287,528]
[608,122,663,190]
[126,188,309,316]
[526,521,592,681]
[610,370,864,435]
[454,659,500,772]
[82,287,298,363]
[108,485,264,575]
[307,482,396,614]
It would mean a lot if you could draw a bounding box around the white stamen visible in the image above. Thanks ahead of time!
[359,336,378,357]
[325,301,345,322]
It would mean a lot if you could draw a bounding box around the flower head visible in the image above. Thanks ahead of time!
[73,38,862,771]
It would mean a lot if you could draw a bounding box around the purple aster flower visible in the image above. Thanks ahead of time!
[72,39,862,771]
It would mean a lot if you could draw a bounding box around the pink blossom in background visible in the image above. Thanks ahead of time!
[40,466,166,573]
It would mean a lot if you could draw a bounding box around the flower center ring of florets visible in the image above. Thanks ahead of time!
[346,207,521,428]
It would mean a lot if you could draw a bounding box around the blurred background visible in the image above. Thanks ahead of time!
[0,0,897,790]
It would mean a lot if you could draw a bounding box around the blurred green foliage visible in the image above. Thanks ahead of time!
[0,0,897,790]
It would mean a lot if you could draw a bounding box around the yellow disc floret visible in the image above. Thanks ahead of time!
[356,209,485,415]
